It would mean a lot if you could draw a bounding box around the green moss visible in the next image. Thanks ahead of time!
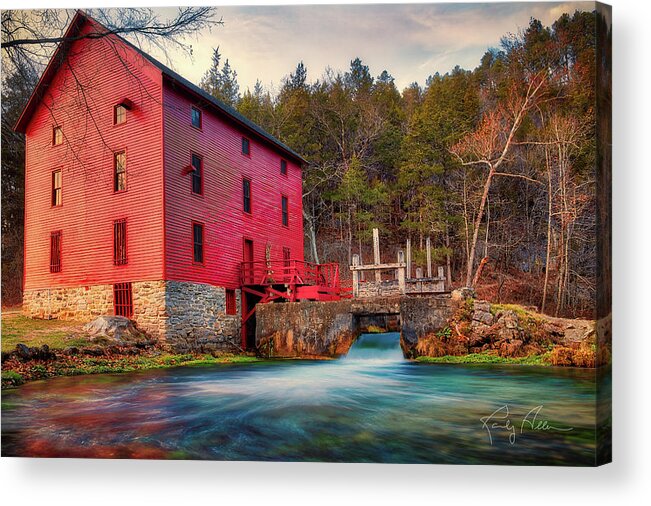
[415,351,551,366]
[490,303,544,323]
[1,370,25,388]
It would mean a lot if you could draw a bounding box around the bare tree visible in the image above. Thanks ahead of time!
[451,74,547,287]
[2,8,220,73]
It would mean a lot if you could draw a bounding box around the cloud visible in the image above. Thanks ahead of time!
[154,2,593,92]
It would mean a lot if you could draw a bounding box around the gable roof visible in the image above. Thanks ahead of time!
[14,10,308,165]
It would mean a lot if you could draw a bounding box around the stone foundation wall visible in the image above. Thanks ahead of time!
[165,281,241,353]
[23,285,114,320]
[22,280,241,353]
[399,295,455,357]
[132,281,167,338]
[256,300,357,358]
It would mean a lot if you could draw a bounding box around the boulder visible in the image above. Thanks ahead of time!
[493,310,522,341]
[12,343,56,361]
[83,316,155,346]
[451,287,476,303]
[472,300,494,327]
[15,343,32,361]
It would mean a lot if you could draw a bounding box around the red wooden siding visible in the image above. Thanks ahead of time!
[162,83,304,289]
[22,19,165,291]
[21,13,305,295]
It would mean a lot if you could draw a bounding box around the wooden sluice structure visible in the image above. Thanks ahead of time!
[350,229,448,298]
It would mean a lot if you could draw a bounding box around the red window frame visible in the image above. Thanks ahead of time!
[191,106,202,129]
[114,282,133,318]
[192,221,205,264]
[52,126,63,146]
[225,289,237,315]
[50,230,62,273]
[191,153,203,195]
[113,104,127,125]
[51,169,62,207]
[114,150,127,192]
[280,159,288,176]
[243,178,252,214]
[281,195,289,227]
[113,218,128,265]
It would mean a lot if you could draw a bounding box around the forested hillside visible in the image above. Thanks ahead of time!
[221,11,601,317]
[1,10,608,317]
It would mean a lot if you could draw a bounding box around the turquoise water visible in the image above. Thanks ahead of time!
[1,333,603,464]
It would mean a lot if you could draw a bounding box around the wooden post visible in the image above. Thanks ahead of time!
[373,228,381,282]
[406,238,412,280]
[352,254,360,298]
[416,267,423,279]
[426,236,432,278]
[438,266,444,278]
[397,250,406,295]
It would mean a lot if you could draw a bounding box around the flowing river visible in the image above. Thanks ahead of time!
[1,333,604,464]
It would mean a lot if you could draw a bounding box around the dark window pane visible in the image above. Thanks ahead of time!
[113,219,127,265]
[114,282,133,318]
[243,179,251,213]
[242,137,250,156]
[191,154,202,194]
[50,231,62,273]
[282,196,289,226]
[191,107,202,128]
[193,223,204,263]
[280,159,287,175]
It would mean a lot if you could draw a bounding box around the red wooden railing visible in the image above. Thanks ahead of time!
[240,259,341,289]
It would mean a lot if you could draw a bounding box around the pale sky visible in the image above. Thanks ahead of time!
[149,2,594,93]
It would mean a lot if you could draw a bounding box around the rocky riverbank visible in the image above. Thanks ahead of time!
[1,314,258,388]
[2,293,610,388]
[401,291,610,367]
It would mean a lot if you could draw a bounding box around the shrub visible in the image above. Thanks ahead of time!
[549,343,596,367]
[1,370,24,387]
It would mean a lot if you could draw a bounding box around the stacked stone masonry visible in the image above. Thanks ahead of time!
[357,278,446,298]
[22,281,241,352]
[165,281,241,353]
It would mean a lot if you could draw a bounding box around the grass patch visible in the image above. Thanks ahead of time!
[1,313,91,352]
[2,313,262,387]
[489,303,544,323]
[2,350,263,388]
[415,351,551,366]
[1,370,25,388]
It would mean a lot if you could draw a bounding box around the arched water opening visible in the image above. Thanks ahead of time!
[344,332,405,362]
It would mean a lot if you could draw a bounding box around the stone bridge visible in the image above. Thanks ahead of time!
[255,295,455,359]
